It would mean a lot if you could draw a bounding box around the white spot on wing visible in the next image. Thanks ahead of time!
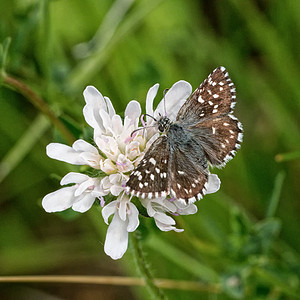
[238,132,243,142]
[198,95,205,103]
[149,158,156,165]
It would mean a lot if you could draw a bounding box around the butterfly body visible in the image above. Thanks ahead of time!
[126,67,243,203]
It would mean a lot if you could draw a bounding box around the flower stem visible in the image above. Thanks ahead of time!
[130,231,167,300]
[2,74,76,144]
[0,275,221,292]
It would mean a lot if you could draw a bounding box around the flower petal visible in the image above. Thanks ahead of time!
[111,114,123,136]
[96,136,120,161]
[104,96,116,117]
[110,185,123,196]
[154,212,176,225]
[72,139,99,153]
[154,220,184,232]
[154,80,192,121]
[118,199,127,221]
[104,213,128,260]
[42,186,76,212]
[83,86,106,131]
[60,172,89,186]
[177,203,198,215]
[83,86,106,107]
[46,143,84,165]
[74,178,95,196]
[206,174,221,194]
[102,200,118,224]
[99,109,113,134]
[127,202,139,232]
[72,194,95,212]
[125,100,141,123]
[146,83,159,121]
[79,152,101,169]
[100,159,117,174]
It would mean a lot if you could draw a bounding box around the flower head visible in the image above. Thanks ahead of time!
[42,82,221,259]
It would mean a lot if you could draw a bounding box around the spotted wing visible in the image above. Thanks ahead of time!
[177,66,243,166]
[168,138,209,203]
[190,115,243,166]
[177,66,237,125]
[126,136,170,199]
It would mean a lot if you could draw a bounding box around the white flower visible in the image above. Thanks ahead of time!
[46,139,102,169]
[43,85,147,213]
[42,85,147,260]
[42,81,223,260]
[42,172,104,213]
[141,197,198,232]
[102,193,139,260]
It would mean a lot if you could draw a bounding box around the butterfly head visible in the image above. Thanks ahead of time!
[157,115,171,133]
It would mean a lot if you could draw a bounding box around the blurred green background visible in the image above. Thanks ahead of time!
[0,0,299,299]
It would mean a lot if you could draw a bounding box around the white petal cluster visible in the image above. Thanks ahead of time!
[102,194,139,260]
[141,197,197,232]
[42,81,221,260]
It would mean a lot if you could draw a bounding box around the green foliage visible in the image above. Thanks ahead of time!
[0,0,299,299]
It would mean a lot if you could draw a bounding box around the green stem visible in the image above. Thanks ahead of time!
[130,231,167,300]
[2,74,75,144]
[266,172,285,218]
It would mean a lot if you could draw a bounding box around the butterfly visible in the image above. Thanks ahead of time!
[125,67,243,203]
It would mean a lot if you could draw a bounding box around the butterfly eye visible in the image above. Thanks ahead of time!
[158,124,165,132]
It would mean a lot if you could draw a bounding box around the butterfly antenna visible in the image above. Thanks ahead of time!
[130,125,157,137]
[143,113,157,122]
[163,88,169,116]
[130,114,158,137]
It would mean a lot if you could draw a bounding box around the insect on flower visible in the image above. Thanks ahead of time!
[126,66,243,203]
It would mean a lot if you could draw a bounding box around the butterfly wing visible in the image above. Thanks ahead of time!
[177,66,236,124]
[169,142,209,203]
[126,136,171,199]
[190,115,242,166]
[177,66,242,167]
